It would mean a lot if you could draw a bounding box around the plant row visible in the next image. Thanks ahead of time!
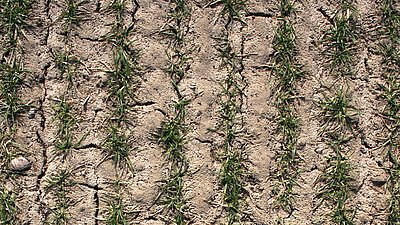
[45,1,88,223]
[377,0,400,224]
[212,0,247,224]
[0,0,32,224]
[101,0,140,224]
[270,0,304,215]
[316,1,358,224]
[156,0,192,224]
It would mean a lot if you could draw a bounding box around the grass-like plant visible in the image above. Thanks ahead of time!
[209,0,248,222]
[0,0,32,49]
[51,49,81,88]
[317,88,357,224]
[103,126,133,172]
[213,30,246,224]
[319,89,357,134]
[105,180,129,225]
[53,97,85,158]
[45,169,75,225]
[208,0,246,25]
[0,58,29,128]
[377,1,400,224]
[322,1,358,77]
[102,0,140,125]
[316,142,354,225]
[60,0,87,34]
[316,1,358,224]
[0,186,17,224]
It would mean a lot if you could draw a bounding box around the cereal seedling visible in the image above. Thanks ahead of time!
[0,58,29,128]
[208,0,246,25]
[60,0,87,33]
[0,0,32,48]
[319,89,357,134]
[0,186,17,224]
[45,169,75,225]
[53,98,84,158]
[322,2,358,77]
[51,49,81,88]
[103,126,133,172]
[105,180,129,225]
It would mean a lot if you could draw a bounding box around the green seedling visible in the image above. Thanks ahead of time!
[0,58,29,128]
[45,169,75,225]
[378,1,400,224]
[208,0,246,25]
[0,0,32,48]
[60,0,87,33]
[322,2,357,77]
[0,133,14,170]
[213,31,246,224]
[103,8,140,124]
[103,126,133,172]
[319,89,357,134]
[0,186,17,224]
[158,100,189,162]
[317,143,354,225]
[105,180,129,225]
[53,98,84,157]
[279,0,295,17]
[221,151,243,225]
[52,49,81,87]
[270,0,303,213]
[156,1,192,223]
[161,165,188,225]
[382,0,400,42]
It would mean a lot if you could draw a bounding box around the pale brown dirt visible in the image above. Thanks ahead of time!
[1,0,394,224]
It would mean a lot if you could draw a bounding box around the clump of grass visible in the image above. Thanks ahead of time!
[60,0,87,34]
[319,89,357,134]
[101,0,140,170]
[103,126,133,172]
[53,97,85,158]
[208,0,246,26]
[0,0,32,49]
[316,142,355,224]
[45,169,75,225]
[0,186,17,224]
[159,164,188,224]
[104,180,128,225]
[210,0,247,222]
[377,1,400,224]
[270,0,304,213]
[0,0,32,129]
[322,0,358,77]
[103,0,140,125]
[51,49,81,88]
[0,58,29,129]
[100,2,141,222]
[157,99,190,224]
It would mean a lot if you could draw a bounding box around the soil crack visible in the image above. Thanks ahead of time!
[245,11,274,18]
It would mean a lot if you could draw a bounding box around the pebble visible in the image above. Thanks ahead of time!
[10,156,31,171]
[27,108,37,119]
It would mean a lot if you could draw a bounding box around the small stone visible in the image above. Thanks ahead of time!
[10,156,31,171]
[315,147,324,154]
[27,108,37,119]
[371,174,386,187]
[361,147,368,154]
